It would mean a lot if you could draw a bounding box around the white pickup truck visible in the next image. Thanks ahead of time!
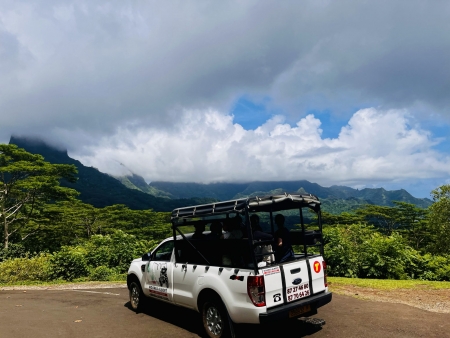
[127,194,332,337]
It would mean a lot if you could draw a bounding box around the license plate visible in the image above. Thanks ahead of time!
[286,282,310,302]
[289,304,311,318]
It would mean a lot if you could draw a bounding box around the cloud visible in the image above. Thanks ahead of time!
[1,1,450,141]
[70,108,450,189]
[1,1,449,197]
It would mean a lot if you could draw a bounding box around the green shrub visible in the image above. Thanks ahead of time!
[324,223,375,278]
[89,265,114,281]
[83,235,114,268]
[0,254,51,283]
[416,254,450,281]
[0,244,29,263]
[49,246,89,281]
[357,232,418,279]
[324,224,423,280]
[83,230,156,273]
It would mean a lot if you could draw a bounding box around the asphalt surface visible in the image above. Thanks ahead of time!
[0,287,449,338]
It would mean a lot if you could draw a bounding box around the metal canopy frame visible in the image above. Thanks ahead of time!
[170,193,324,274]
[171,193,321,221]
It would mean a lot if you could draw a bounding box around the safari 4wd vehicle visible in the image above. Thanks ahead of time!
[127,194,332,337]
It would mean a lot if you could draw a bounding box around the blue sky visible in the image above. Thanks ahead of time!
[1,1,449,199]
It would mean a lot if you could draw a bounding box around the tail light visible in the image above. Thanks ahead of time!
[247,275,266,307]
[322,261,328,287]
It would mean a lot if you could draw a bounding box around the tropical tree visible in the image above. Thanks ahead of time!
[428,184,450,254]
[319,211,365,226]
[393,201,430,251]
[0,144,78,249]
[355,204,402,235]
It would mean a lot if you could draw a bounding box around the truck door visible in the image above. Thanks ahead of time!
[145,240,174,303]
[172,240,207,309]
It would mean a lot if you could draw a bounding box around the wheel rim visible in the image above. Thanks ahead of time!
[205,305,223,336]
[130,285,140,308]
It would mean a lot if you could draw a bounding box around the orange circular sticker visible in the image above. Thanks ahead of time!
[313,261,321,273]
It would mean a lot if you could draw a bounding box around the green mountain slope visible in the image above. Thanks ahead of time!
[116,174,173,198]
[147,181,432,210]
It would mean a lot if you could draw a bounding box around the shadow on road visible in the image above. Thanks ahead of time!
[124,299,205,336]
[124,299,323,337]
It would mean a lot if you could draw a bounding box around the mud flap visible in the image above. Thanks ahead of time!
[227,312,236,338]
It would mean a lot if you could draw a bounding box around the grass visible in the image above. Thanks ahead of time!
[328,276,450,290]
[0,280,126,289]
[0,274,127,288]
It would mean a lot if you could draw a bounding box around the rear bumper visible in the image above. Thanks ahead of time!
[259,291,332,324]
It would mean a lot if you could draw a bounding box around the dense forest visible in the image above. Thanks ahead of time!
[1,143,449,283]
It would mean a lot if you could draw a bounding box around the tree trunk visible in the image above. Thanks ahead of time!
[2,210,8,250]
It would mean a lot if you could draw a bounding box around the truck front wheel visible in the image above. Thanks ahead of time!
[201,297,232,338]
[129,281,144,312]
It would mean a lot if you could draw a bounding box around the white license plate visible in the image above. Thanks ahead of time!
[286,283,310,302]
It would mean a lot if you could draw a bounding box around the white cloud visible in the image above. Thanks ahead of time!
[71,108,450,188]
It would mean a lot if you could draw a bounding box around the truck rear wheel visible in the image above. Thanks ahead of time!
[201,296,234,338]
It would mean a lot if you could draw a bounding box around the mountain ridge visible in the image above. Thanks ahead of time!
[145,180,432,209]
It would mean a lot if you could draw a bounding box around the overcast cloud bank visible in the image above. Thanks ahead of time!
[1,1,449,197]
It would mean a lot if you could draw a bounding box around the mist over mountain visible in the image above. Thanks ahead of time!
[9,136,215,211]
[9,136,432,213]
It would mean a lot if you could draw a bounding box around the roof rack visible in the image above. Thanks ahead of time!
[171,193,321,220]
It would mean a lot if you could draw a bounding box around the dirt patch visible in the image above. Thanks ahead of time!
[330,283,450,313]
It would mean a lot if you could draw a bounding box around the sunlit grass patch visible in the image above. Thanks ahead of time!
[328,277,450,290]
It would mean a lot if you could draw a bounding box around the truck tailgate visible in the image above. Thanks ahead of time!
[261,257,326,309]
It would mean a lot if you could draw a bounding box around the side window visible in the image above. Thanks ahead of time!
[152,241,174,262]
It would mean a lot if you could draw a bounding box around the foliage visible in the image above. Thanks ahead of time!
[323,224,442,280]
[0,230,157,283]
[23,202,172,253]
[415,254,450,281]
[0,243,29,262]
[324,223,372,278]
[355,204,402,235]
[82,230,157,273]
[357,232,418,279]
[0,144,78,249]
[320,211,365,226]
[0,254,51,283]
[427,184,450,254]
[391,202,430,250]
[89,266,115,281]
[49,246,89,281]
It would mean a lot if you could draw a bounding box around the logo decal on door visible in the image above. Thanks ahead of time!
[313,261,321,273]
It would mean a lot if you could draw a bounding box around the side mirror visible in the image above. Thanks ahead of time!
[142,252,151,261]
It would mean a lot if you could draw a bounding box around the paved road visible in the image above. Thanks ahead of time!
[1,287,449,337]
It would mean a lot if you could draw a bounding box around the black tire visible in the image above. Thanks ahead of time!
[129,281,144,312]
[201,297,232,338]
